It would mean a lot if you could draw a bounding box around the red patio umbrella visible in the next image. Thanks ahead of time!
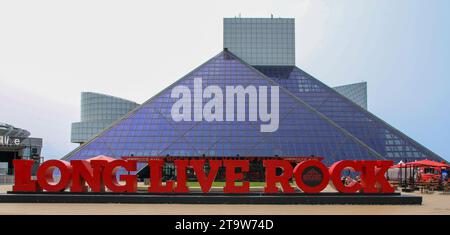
[406,159,449,168]
[86,155,116,163]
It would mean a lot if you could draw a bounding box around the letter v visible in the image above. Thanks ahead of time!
[190,160,222,193]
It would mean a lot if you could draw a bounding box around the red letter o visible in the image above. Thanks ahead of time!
[37,160,72,192]
[329,160,362,193]
[293,160,329,194]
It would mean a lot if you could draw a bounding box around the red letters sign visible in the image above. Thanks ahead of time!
[12,159,394,194]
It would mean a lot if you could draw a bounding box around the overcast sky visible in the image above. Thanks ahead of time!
[1,0,449,161]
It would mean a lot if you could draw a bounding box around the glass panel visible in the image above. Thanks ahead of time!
[65,51,385,168]
[256,66,444,162]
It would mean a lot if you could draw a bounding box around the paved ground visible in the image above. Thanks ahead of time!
[1,185,449,215]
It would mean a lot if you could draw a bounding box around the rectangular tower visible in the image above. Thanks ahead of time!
[223,17,295,66]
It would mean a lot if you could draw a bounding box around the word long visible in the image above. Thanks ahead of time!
[12,159,394,194]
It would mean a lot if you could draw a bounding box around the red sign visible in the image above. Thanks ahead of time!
[12,159,394,194]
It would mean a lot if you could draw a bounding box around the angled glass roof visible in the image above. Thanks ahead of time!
[255,66,445,163]
[63,50,386,165]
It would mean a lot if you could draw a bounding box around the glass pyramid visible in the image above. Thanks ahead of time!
[63,51,392,164]
[255,66,444,162]
[63,50,394,166]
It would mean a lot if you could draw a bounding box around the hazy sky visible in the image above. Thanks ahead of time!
[0,0,449,161]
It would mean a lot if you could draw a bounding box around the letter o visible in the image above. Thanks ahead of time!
[293,160,329,193]
[37,160,72,192]
[329,160,362,193]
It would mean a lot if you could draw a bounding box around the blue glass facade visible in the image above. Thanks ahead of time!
[62,50,445,170]
[255,66,443,162]
[333,82,367,110]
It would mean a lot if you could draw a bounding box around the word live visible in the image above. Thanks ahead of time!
[12,159,395,194]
